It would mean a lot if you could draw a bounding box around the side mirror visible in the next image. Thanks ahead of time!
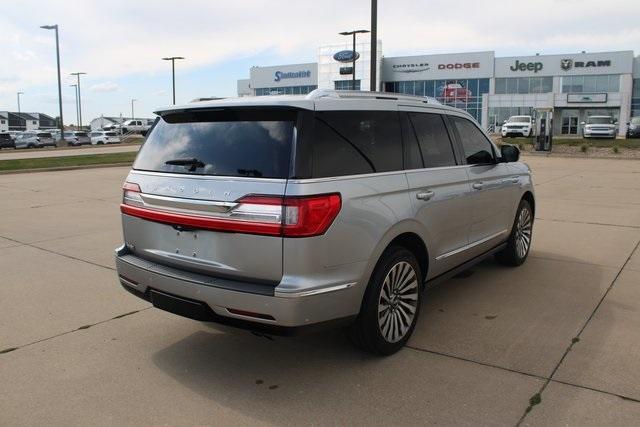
[501,144,520,163]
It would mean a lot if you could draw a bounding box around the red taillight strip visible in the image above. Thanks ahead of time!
[120,204,283,236]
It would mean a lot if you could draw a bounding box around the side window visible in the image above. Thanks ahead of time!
[316,111,403,174]
[450,116,495,165]
[312,118,373,178]
[408,113,457,168]
[399,112,423,169]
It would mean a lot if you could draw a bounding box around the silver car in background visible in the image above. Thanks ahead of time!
[116,90,535,355]
[15,131,55,149]
[64,131,92,146]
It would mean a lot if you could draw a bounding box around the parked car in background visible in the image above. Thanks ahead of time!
[115,90,535,355]
[15,131,55,148]
[90,130,121,145]
[582,115,617,139]
[0,132,15,148]
[6,130,21,141]
[626,117,640,138]
[501,115,534,138]
[63,131,91,146]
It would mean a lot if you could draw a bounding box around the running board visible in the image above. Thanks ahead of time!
[424,242,507,290]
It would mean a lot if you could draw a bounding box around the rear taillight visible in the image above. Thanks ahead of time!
[120,182,341,238]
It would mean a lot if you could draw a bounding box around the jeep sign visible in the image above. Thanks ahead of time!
[510,60,543,73]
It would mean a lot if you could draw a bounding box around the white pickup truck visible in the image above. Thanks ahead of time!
[111,119,153,135]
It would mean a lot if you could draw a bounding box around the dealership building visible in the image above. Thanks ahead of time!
[237,42,640,136]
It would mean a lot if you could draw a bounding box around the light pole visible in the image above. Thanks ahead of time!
[162,56,185,104]
[131,99,137,121]
[17,92,23,115]
[339,30,369,90]
[40,24,65,142]
[370,0,378,91]
[70,72,86,129]
[69,84,79,127]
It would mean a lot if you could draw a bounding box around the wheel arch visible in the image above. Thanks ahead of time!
[521,190,535,216]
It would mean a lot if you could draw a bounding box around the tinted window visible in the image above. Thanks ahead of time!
[408,113,456,168]
[400,113,423,169]
[311,118,373,178]
[450,116,495,165]
[316,111,402,173]
[134,108,296,178]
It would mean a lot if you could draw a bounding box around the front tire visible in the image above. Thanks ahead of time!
[350,246,422,356]
[496,199,533,266]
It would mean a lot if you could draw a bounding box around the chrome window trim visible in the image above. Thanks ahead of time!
[130,170,287,184]
[274,282,357,298]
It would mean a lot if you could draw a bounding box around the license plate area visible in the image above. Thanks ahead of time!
[149,289,215,321]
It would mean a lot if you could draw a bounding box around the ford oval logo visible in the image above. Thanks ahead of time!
[333,50,360,63]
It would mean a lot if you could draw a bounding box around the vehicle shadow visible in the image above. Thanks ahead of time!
[151,251,612,423]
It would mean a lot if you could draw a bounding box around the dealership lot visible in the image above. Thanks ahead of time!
[1,157,640,425]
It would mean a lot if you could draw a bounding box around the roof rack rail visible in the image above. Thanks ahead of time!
[305,89,440,104]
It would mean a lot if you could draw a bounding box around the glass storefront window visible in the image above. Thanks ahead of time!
[561,75,620,93]
[254,85,317,96]
[495,77,553,94]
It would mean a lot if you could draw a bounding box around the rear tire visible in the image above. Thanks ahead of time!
[495,199,533,266]
[350,246,422,356]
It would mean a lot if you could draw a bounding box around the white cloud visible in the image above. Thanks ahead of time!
[89,81,119,93]
[153,89,168,96]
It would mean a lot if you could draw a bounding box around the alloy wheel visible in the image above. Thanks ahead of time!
[515,206,533,259]
[377,261,419,343]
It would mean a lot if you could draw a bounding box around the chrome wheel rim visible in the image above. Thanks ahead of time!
[515,206,533,259]
[377,261,419,343]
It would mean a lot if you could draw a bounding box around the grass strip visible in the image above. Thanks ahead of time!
[0,151,137,172]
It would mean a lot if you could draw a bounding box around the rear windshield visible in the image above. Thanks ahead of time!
[75,132,88,137]
[37,133,52,137]
[105,132,117,136]
[134,108,297,178]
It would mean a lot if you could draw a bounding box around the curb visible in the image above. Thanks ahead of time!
[0,162,133,175]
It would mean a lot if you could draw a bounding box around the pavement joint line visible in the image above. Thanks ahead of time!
[528,254,626,271]
[516,237,640,426]
[0,233,115,272]
[549,378,640,404]
[533,171,582,187]
[0,308,151,356]
[534,217,640,230]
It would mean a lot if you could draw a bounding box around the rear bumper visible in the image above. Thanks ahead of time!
[115,245,361,332]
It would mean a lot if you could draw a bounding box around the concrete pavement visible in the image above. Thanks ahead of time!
[1,156,639,425]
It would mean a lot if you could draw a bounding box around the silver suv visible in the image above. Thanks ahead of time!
[115,90,535,355]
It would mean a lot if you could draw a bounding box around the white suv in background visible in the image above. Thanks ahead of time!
[90,131,121,145]
[501,116,533,138]
[582,116,617,139]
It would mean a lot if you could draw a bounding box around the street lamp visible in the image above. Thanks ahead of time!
[69,84,79,127]
[40,24,65,141]
[162,56,185,104]
[17,92,24,115]
[131,99,137,121]
[70,72,87,129]
[339,30,369,90]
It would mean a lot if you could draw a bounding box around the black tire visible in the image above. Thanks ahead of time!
[350,246,422,356]
[495,199,533,267]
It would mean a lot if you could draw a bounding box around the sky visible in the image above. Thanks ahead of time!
[1,0,639,124]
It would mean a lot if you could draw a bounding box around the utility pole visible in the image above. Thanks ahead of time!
[370,0,378,91]
[131,99,137,121]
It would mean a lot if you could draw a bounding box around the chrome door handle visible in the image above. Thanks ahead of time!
[472,182,484,190]
[510,177,519,184]
[416,190,434,201]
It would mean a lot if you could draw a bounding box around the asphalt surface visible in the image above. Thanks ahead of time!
[0,143,140,160]
[1,157,639,425]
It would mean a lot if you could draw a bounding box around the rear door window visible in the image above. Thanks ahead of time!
[314,111,402,175]
[133,108,297,178]
[408,113,457,168]
[449,116,495,165]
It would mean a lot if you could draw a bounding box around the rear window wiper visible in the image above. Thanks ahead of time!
[165,158,205,172]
